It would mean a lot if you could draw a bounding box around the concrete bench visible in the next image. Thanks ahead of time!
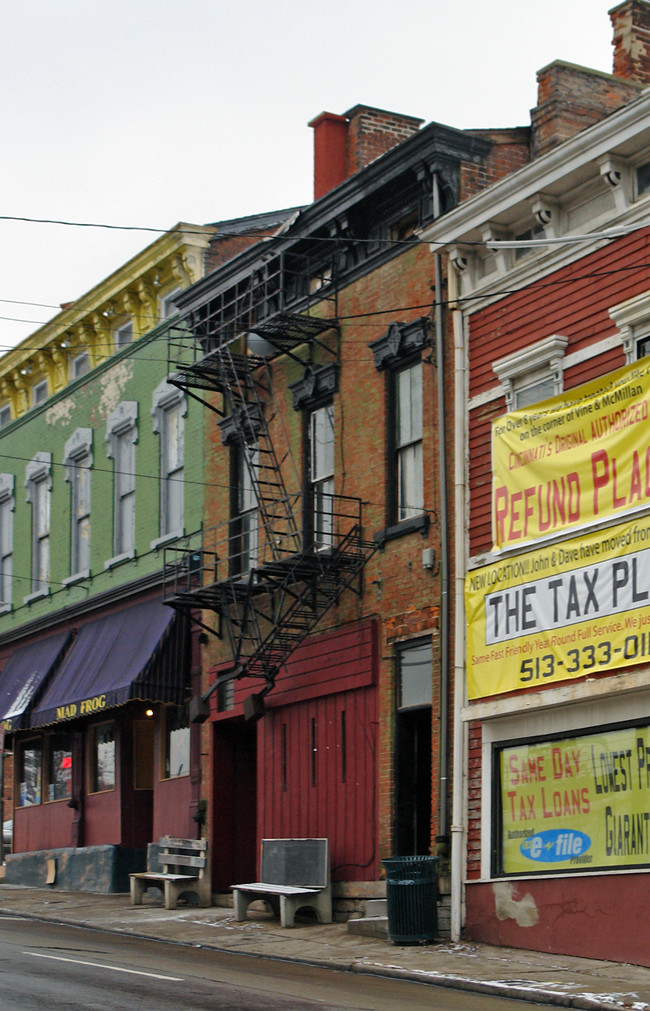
[130,836,210,909]
[232,837,332,928]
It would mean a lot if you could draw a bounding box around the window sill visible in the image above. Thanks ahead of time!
[0,603,11,615]
[374,513,429,546]
[62,569,91,588]
[150,529,184,552]
[104,550,136,570]
[23,588,50,605]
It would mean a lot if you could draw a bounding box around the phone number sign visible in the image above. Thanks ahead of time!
[466,514,650,699]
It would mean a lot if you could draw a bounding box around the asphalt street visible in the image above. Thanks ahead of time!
[0,917,543,1010]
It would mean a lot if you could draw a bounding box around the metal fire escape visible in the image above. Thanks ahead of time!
[163,249,376,706]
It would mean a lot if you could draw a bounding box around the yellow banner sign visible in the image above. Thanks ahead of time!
[492,359,650,549]
[466,514,650,699]
[499,724,650,874]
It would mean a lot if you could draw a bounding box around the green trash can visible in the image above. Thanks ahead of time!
[382,856,438,945]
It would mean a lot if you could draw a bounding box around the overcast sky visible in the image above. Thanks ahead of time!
[2,0,617,350]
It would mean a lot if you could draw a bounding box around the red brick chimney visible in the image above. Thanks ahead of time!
[610,0,650,83]
[308,112,349,201]
[309,105,423,201]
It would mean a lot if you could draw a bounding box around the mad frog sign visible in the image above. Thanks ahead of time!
[498,724,650,875]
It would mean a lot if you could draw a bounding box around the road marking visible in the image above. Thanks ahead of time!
[25,951,184,981]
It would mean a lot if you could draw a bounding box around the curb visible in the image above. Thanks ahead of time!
[0,904,641,1011]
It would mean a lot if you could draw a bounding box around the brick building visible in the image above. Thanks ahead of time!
[422,0,650,965]
[161,104,511,921]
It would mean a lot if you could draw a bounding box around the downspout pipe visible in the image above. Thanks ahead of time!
[432,176,450,843]
[449,260,468,942]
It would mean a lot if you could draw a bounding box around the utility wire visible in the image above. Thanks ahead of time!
[4,254,650,339]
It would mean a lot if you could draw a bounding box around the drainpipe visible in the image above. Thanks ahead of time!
[432,176,450,845]
[449,261,468,942]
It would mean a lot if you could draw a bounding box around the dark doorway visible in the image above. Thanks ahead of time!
[211,720,257,890]
[394,640,432,856]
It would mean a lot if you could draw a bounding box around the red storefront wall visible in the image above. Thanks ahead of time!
[211,621,379,889]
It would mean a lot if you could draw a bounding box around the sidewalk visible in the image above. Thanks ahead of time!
[0,884,648,1010]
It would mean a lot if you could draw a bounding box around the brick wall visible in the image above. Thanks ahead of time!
[531,62,641,158]
[611,0,650,83]
[467,721,482,879]
[345,106,423,176]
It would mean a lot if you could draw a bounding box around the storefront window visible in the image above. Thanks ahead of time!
[90,723,115,793]
[164,704,190,779]
[495,721,650,876]
[19,739,42,806]
[47,733,72,802]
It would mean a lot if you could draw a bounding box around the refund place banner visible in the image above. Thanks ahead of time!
[466,514,650,699]
[492,358,650,550]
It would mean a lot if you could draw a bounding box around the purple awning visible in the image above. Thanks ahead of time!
[30,599,183,728]
[0,631,72,732]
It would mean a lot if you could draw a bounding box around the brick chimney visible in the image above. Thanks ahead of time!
[309,105,423,201]
[610,0,650,83]
[308,112,349,201]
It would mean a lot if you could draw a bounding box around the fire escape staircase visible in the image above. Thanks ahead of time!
[164,313,377,702]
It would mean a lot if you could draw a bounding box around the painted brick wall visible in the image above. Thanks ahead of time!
[0,323,204,638]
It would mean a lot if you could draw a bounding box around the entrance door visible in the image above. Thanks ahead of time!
[211,720,257,891]
[394,640,432,856]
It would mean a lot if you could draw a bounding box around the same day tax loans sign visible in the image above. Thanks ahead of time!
[492,358,650,549]
[498,723,650,874]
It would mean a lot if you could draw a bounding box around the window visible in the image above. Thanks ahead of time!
[370,318,429,535]
[395,639,432,856]
[71,351,90,380]
[115,320,133,350]
[159,287,182,320]
[90,723,115,792]
[398,639,433,710]
[394,362,423,522]
[0,475,14,610]
[25,452,51,598]
[310,404,334,549]
[18,739,42,806]
[637,161,650,198]
[610,291,650,363]
[493,335,568,410]
[46,733,72,802]
[637,335,650,359]
[151,381,185,544]
[0,404,11,429]
[220,402,264,578]
[105,402,137,562]
[32,379,48,406]
[163,705,190,778]
[63,429,92,578]
[289,363,339,548]
[234,443,259,573]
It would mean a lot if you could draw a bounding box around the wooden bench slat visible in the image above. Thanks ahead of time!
[161,852,206,869]
[162,836,207,851]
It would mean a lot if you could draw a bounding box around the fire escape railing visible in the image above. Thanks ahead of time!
[164,492,375,692]
[163,251,376,704]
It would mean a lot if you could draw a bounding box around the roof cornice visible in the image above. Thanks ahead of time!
[421,88,650,246]
[176,122,494,312]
